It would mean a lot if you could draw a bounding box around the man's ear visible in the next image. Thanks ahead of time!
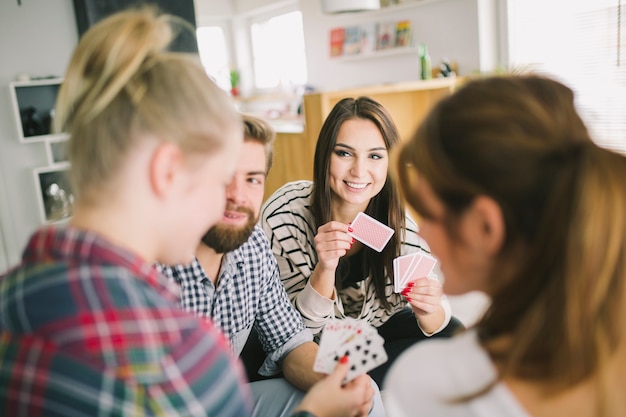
[149,142,184,199]
[469,196,505,256]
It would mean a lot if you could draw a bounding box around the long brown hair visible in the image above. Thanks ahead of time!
[395,74,626,414]
[311,96,404,310]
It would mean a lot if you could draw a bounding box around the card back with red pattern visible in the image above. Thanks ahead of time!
[349,212,394,252]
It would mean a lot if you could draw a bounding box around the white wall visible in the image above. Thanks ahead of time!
[193,0,500,92]
[300,0,490,91]
[195,0,233,21]
[0,0,498,273]
[0,0,78,273]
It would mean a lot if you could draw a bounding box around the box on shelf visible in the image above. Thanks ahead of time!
[330,27,345,57]
[376,21,397,50]
[395,20,412,47]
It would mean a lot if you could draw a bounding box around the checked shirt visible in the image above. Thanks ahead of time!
[0,226,252,416]
[159,226,312,376]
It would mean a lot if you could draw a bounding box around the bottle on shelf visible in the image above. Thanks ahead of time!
[419,43,432,80]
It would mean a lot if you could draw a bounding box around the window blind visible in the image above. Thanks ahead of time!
[507,0,626,154]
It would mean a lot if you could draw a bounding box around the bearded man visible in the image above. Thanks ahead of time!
[159,114,386,417]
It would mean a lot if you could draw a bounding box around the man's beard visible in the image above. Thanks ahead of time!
[201,205,257,254]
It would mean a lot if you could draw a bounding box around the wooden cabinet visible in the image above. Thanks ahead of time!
[264,131,315,200]
[303,77,460,145]
[264,77,462,201]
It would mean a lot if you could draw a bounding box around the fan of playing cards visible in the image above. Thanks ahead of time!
[314,318,387,383]
[347,212,439,293]
[393,251,438,293]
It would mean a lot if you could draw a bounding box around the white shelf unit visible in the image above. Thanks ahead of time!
[45,136,70,166]
[333,45,418,62]
[9,77,73,225]
[33,164,73,225]
[327,0,450,62]
[9,77,66,143]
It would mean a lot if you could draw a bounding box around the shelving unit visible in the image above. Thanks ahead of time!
[33,165,73,225]
[8,77,72,225]
[327,0,452,63]
[333,45,418,62]
[9,77,66,143]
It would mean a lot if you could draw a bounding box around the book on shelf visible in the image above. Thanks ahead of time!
[395,20,412,47]
[343,26,362,55]
[376,21,397,50]
[359,22,378,54]
[330,27,345,57]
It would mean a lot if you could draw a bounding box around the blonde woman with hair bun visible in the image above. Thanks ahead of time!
[0,7,372,417]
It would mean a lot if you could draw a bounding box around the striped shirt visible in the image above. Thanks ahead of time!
[158,226,312,376]
[260,180,451,336]
[0,226,252,416]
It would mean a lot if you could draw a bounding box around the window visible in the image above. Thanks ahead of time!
[250,10,308,90]
[507,0,626,153]
[196,25,231,92]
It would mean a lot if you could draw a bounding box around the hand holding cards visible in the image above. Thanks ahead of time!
[314,318,387,383]
[349,212,394,252]
[393,251,438,293]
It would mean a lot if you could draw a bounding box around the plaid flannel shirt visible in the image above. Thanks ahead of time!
[159,226,312,376]
[0,226,252,416]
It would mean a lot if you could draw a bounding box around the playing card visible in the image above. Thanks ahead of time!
[393,252,418,293]
[314,319,347,371]
[349,212,394,252]
[334,333,387,382]
[393,252,438,293]
[322,330,387,383]
[314,318,387,382]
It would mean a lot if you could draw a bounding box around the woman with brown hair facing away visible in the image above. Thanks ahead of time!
[385,74,626,416]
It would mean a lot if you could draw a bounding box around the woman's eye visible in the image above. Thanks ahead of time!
[370,153,384,160]
[334,150,351,157]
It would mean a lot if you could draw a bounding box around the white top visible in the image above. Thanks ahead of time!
[384,329,531,417]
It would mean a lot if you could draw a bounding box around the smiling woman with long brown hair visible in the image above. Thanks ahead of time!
[261,96,463,386]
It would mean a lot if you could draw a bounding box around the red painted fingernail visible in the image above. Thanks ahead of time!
[340,355,349,364]
[406,297,412,302]
[348,227,354,233]
[408,282,415,288]
[401,289,409,296]
[351,238,355,244]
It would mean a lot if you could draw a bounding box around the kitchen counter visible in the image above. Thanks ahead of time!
[267,117,304,134]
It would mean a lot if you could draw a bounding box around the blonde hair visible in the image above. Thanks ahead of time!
[242,114,275,173]
[55,7,240,203]
[395,74,626,415]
